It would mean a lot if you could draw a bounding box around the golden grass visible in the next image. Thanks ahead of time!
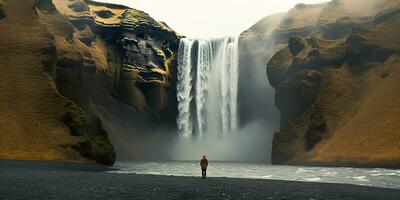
[306,59,400,166]
[273,9,400,167]
[0,0,92,163]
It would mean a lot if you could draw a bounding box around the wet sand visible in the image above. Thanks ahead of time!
[0,160,399,200]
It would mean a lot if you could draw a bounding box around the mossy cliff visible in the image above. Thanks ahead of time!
[242,0,400,167]
[0,0,180,164]
[49,0,180,122]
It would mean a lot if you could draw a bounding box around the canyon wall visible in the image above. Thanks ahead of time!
[2,0,399,167]
[242,0,400,167]
[0,0,180,164]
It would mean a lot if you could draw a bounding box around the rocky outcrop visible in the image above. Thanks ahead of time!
[36,0,182,157]
[117,8,180,118]
[44,0,181,160]
[61,111,115,165]
[241,0,400,167]
[70,115,116,165]
[49,0,180,122]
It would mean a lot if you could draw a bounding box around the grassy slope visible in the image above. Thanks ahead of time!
[301,15,400,166]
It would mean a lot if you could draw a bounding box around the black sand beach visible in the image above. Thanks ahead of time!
[0,160,399,200]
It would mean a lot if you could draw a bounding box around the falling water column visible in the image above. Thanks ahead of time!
[176,36,239,138]
[176,39,194,138]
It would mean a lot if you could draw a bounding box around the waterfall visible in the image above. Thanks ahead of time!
[176,36,239,138]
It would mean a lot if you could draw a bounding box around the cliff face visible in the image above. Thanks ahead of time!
[0,0,180,164]
[49,0,180,123]
[0,0,114,165]
[243,0,400,167]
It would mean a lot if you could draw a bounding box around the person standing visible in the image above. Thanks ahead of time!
[200,155,208,179]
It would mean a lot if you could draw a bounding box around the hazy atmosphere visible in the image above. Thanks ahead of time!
[95,0,329,37]
[1,0,400,198]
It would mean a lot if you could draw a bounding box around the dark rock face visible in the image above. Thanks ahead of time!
[61,109,115,165]
[95,10,114,19]
[68,1,88,13]
[34,0,56,13]
[58,1,180,122]
[288,37,307,56]
[303,106,327,150]
[117,9,180,117]
[267,38,343,130]
[83,116,116,165]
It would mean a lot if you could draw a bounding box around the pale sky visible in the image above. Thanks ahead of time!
[96,0,329,38]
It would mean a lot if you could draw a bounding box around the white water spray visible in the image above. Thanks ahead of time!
[177,36,239,138]
[172,36,274,162]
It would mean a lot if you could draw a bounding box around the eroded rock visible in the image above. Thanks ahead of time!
[289,37,308,56]
[68,1,88,13]
[95,10,114,19]
[77,26,95,45]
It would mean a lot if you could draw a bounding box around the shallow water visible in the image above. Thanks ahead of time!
[110,161,400,189]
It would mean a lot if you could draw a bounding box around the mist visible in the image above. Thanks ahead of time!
[169,120,274,162]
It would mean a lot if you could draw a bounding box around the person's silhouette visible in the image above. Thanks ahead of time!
[200,155,208,179]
